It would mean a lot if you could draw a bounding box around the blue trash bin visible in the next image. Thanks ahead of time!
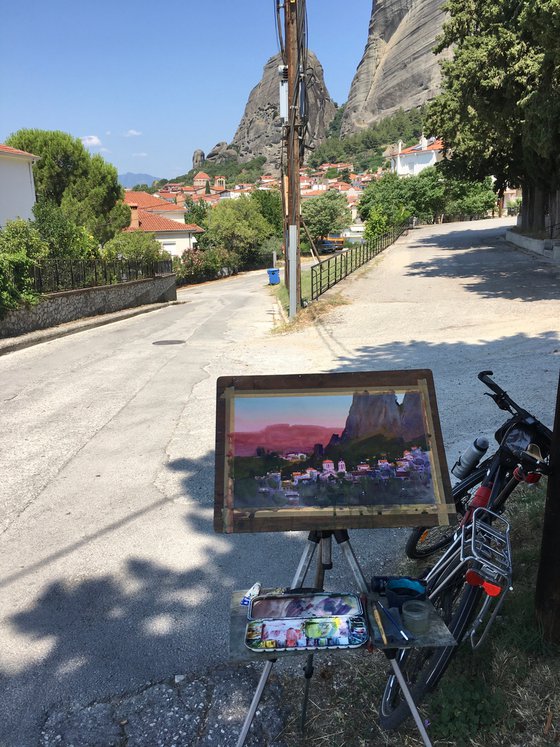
[267,268,280,285]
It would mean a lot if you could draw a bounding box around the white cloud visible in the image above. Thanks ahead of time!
[99,147,111,154]
[132,152,148,158]
[125,129,142,137]
[81,135,102,147]
[105,130,112,136]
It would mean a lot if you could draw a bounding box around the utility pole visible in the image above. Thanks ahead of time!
[282,0,303,318]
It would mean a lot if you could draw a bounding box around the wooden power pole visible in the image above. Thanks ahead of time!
[283,0,303,317]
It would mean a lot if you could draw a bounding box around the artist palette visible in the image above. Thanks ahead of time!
[244,592,369,652]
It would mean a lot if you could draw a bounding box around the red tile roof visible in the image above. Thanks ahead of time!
[126,208,203,233]
[193,171,210,180]
[144,202,184,213]
[399,138,443,155]
[124,191,170,208]
[0,143,39,159]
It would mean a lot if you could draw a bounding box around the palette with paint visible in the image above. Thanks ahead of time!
[244,593,369,652]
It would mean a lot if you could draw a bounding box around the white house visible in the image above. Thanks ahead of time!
[126,205,203,257]
[0,144,39,227]
[390,137,443,177]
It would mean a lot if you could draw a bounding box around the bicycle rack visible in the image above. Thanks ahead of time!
[460,507,513,650]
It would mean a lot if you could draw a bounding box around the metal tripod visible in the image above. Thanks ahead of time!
[235,529,433,747]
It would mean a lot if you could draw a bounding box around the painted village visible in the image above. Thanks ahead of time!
[234,445,434,510]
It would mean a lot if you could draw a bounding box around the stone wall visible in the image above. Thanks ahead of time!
[0,274,177,338]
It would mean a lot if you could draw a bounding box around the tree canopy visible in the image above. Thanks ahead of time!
[425,0,560,230]
[5,129,128,244]
[301,189,351,244]
[359,168,496,231]
[202,196,274,266]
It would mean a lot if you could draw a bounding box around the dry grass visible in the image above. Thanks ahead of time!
[270,482,560,747]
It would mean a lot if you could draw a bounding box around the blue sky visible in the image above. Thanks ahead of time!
[0,1,372,180]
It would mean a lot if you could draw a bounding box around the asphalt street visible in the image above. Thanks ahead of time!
[1,217,559,746]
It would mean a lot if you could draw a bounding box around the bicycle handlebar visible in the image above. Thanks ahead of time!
[478,370,529,416]
[478,370,553,442]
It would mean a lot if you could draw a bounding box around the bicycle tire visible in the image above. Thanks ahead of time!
[379,578,483,730]
[405,464,489,560]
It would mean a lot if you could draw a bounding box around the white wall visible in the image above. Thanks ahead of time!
[0,156,36,227]
[155,232,198,256]
[394,150,438,177]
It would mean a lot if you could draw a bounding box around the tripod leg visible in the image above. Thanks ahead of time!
[336,531,369,593]
[236,659,275,747]
[389,659,433,747]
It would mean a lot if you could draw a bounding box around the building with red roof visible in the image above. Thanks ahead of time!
[0,144,40,227]
[126,204,203,257]
[390,136,444,177]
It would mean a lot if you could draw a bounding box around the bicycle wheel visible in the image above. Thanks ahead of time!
[379,573,483,730]
[405,465,488,560]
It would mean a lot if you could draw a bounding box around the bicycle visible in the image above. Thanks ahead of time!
[406,370,552,560]
[379,371,552,729]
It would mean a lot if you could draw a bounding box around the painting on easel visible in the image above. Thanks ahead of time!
[214,370,454,533]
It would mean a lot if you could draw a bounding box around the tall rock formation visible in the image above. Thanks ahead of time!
[340,391,425,443]
[341,0,448,135]
[229,51,336,173]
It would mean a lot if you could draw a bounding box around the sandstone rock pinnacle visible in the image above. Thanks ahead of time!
[341,0,449,135]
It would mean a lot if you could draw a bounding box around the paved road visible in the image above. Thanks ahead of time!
[1,218,559,746]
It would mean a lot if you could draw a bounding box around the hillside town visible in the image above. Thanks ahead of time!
[248,445,433,508]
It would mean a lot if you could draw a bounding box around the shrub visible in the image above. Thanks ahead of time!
[101,231,166,262]
[173,247,239,284]
[0,219,46,316]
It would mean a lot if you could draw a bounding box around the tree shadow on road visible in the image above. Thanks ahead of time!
[405,228,560,302]
[3,331,559,746]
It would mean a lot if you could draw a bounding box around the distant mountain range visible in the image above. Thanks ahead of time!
[118,172,162,189]
[234,424,342,457]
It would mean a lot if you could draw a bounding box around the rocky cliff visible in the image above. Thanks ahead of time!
[341,0,448,135]
[340,391,425,444]
[226,51,336,173]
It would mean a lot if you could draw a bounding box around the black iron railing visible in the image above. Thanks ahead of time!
[310,223,409,301]
[32,259,173,294]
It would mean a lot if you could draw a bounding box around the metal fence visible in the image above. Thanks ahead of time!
[310,224,409,301]
[32,259,173,294]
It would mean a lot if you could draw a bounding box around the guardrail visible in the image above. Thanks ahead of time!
[32,259,173,294]
[310,223,409,301]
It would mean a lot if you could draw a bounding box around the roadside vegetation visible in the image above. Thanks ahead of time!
[359,169,497,237]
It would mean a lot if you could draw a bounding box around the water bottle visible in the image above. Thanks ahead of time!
[451,437,489,479]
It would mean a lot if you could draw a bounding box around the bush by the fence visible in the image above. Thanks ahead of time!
[0,251,38,316]
[173,247,239,284]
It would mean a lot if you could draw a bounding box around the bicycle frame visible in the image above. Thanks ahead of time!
[425,507,512,651]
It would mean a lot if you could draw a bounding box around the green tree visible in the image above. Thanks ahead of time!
[407,167,447,223]
[5,129,89,204]
[102,231,165,262]
[0,220,47,314]
[183,197,210,228]
[203,196,274,266]
[250,189,283,234]
[32,201,97,258]
[301,190,351,244]
[425,0,560,232]
[61,154,129,245]
[359,173,412,224]
[5,129,128,244]
[364,206,389,240]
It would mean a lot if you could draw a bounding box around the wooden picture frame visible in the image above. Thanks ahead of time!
[214,370,454,533]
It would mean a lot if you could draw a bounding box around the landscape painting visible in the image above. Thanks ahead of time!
[214,371,454,533]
